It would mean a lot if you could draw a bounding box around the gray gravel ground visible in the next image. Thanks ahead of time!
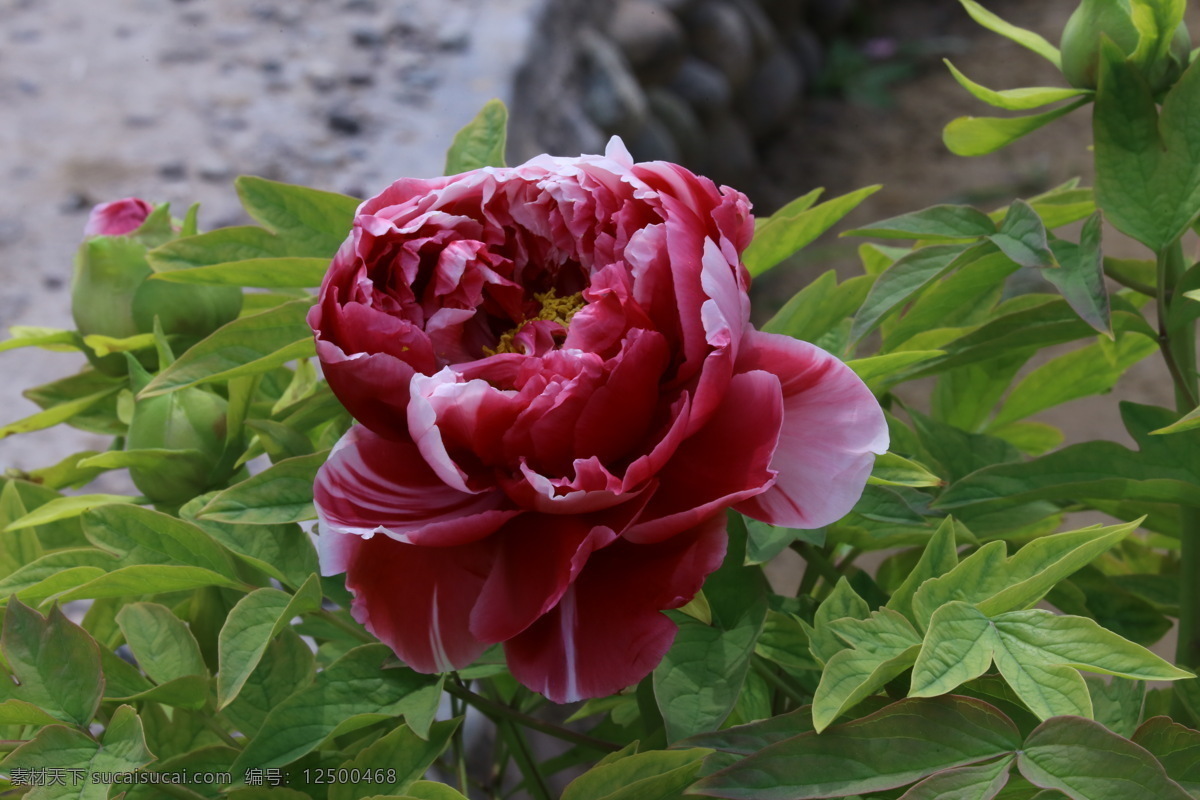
[0,0,545,474]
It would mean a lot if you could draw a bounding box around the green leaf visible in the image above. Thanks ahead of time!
[993,609,1191,682]
[690,695,1022,799]
[82,504,238,578]
[940,404,1200,511]
[140,298,316,397]
[82,331,157,357]
[4,493,138,533]
[1017,716,1190,799]
[803,578,870,666]
[0,599,104,727]
[0,327,82,354]
[115,602,208,685]
[653,615,761,741]
[944,99,1089,157]
[990,334,1157,428]
[444,99,508,174]
[910,520,1137,629]
[1094,45,1200,250]
[812,609,923,731]
[329,720,460,800]
[762,270,873,344]
[744,185,881,276]
[561,748,711,800]
[990,421,1065,456]
[149,257,331,288]
[222,628,314,738]
[57,564,244,601]
[887,516,961,623]
[1088,677,1146,738]
[198,450,328,524]
[679,704,816,755]
[850,244,980,343]
[0,705,154,800]
[848,351,946,389]
[148,225,310,270]
[989,200,1056,269]
[231,644,442,772]
[867,452,944,488]
[1045,214,1110,335]
[743,518,823,566]
[1133,716,1200,791]
[883,249,1021,350]
[0,386,121,440]
[218,575,322,708]
[0,549,115,604]
[898,754,1015,800]
[957,0,1062,67]
[846,205,996,240]
[235,175,359,256]
[0,698,63,727]
[184,506,317,589]
[945,59,1088,110]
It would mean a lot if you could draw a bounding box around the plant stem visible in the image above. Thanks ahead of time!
[794,542,843,596]
[752,657,808,708]
[443,680,622,753]
[1158,240,1200,678]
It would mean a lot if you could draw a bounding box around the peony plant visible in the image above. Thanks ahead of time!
[1,1,1200,798]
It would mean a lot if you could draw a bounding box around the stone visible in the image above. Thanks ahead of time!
[736,46,804,140]
[608,0,687,85]
[624,114,681,164]
[703,113,757,189]
[731,0,778,58]
[646,88,707,168]
[681,0,756,89]
[328,111,365,135]
[305,60,340,91]
[806,0,857,36]
[788,25,824,80]
[579,29,649,137]
[665,56,731,117]
[158,162,187,181]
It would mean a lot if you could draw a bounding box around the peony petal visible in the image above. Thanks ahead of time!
[470,515,618,643]
[504,513,728,703]
[733,329,888,529]
[625,369,783,543]
[315,424,518,547]
[329,528,494,674]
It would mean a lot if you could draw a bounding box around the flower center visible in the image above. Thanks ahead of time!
[485,289,585,356]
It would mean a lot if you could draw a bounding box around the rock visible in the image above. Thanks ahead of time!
[787,25,824,80]
[351,27,386,48]
[625,115,681,164]
[736,46,804,140]
[159,162,187,180]
[197,159,233,182]
[608,0,687,85]
[703,113,757,189]
[643,0,697,14]
[646,88,707,168]
[665,56,731,117]
[0,219,25,248]
[806,0,857,36]
[305,60,339,91]
[680,0,756,89]
[579,29,648,137]
[328,111,364,136]
[757,0,802,29]
[732,0,778,58]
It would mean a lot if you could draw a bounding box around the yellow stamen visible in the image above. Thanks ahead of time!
[483,289,585,356]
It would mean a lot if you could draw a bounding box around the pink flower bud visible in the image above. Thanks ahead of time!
[83,197,154,237]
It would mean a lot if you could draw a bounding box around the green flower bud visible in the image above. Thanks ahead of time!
[126,383,230,506]
[72,200,243,374]
[1060,0,1191,91]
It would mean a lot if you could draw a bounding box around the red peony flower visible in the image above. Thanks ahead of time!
[309,140,888,702]
[83,197,154,237]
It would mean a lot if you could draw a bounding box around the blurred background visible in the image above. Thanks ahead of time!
[0,0,1195,476]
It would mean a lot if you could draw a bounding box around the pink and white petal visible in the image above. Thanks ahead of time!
[469,515,618,643]
[315,424,518,548]
[408,369,518,493]
[504,513,728,703]
[331,529,495,674]
[733,329,888,529]
[625,369,783,544]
